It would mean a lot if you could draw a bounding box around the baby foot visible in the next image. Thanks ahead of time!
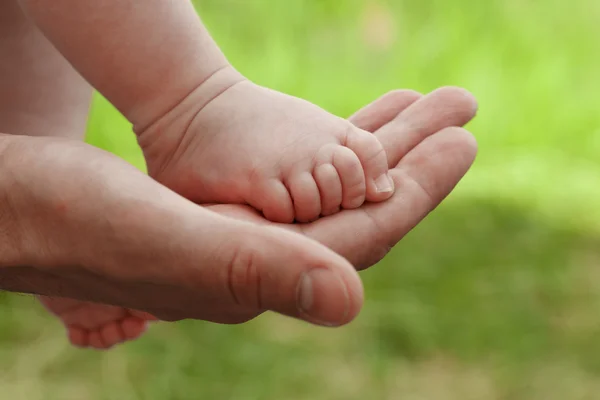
[137,68,395,223]
[38,296,156,350]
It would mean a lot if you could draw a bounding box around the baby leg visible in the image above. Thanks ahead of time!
[0,0,91,138]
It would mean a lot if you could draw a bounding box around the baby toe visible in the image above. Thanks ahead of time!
[130,310,159,321]
[101,321,126,348]
[329,145,366,209]
[313,163,342,216]
[88,331,108,350]
[122,317,149,341]
[67,326,89,348]
[287,172,321,223]
[343,126,394,202]
[252,179,295,224]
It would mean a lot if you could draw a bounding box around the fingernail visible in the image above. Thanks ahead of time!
[297,269,350,327]
[374,173,394,193]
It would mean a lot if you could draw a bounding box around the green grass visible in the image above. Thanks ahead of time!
[2,0,600,398]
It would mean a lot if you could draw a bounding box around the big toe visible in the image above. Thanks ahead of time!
[343,126,394,202]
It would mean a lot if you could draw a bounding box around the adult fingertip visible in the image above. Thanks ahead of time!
[296,266,363,327]
[430,86,479,123]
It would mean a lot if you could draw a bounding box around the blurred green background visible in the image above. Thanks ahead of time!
[2,0,600,398]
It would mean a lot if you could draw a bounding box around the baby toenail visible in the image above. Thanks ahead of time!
[374,174,394,193]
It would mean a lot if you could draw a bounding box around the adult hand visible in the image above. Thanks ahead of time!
[213,87,478,271]
[0,87,476,327]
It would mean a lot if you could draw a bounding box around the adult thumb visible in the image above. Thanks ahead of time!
[187,213,365,327]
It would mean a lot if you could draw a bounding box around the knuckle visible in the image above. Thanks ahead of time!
[226,242,263,310]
